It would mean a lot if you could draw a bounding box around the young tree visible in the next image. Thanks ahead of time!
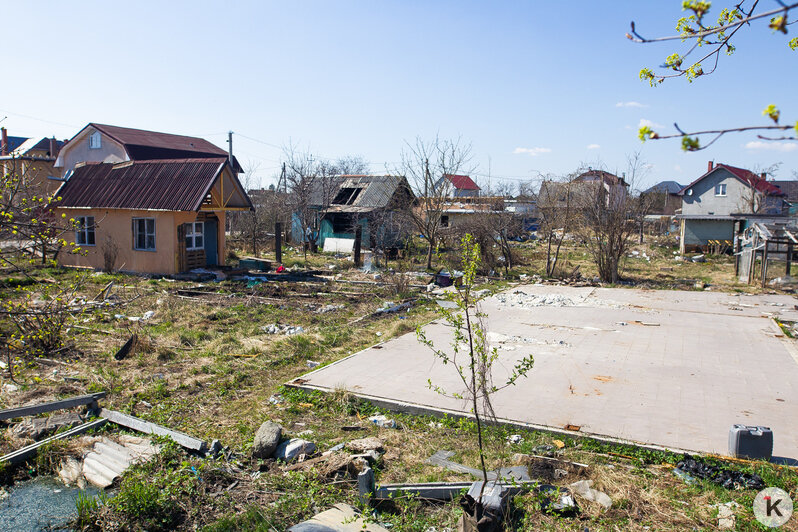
[632,1,798,150]
[417,234,534,511]
[398,136,474,269]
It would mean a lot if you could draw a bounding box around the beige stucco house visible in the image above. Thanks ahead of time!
[53,157,253,275]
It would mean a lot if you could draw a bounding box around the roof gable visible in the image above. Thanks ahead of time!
[310,175,414,212]
[678,164,784,196]
[55,158,252,212]
[444,174,480,191]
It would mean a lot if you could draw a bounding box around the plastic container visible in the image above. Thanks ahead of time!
[728,424,773,460]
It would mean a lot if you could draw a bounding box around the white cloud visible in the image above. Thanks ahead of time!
[638,118,664,129]
[616,101,647,108]
[744,141,798,152]
[586,144,600,150]
[513,147,551,156]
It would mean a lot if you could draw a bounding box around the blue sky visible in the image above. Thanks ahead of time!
[2,1,796,190]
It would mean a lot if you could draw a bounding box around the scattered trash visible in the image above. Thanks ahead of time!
[769,276,798,288]
[714,501,740,529]
[274,438,317,462]
[306,360,320,369]
[261,324,305,335]
[2,383,19,393]
[691,254,706,263]
[269,394,284,405]
[539,484,578,516]
[672,468,697,485]
[368,415,396,429]
[507,434,523,445]
[552,439,565,449]
[569,479,612,509]
[114,334,137,361]
[315,304,344,314]
[675,455,765,490]
[276,265,286,273]
[375,301,412,315]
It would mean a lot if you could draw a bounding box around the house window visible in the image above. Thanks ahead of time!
[715,184,727,196]
[75,216,95,246]
[441,215,450,228]
[133,218,156,251]
[89,131,102,149]
[185,222,204,250]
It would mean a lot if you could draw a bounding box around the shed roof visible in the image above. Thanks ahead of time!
[310,175,413,213]
[772,180,798,202]
[444,174,480,191]
[55,158,252,212]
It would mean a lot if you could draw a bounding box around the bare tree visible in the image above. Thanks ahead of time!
[737,162,784,214]
[537,172,579,277]
[574,154,655,283]
[398,136,474,269]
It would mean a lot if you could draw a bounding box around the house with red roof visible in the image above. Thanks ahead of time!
[51,124,253,274]
[436,173,481,198]
[677,161,787,253]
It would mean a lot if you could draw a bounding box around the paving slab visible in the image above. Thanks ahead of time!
[293,285,798,460]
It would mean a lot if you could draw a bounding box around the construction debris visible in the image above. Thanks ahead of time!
[675,455,765,490]
[261,324,305,335]
[274,438,317,462]
[569,479,612,509]
[288,503,389,531]
[80,436,161,488]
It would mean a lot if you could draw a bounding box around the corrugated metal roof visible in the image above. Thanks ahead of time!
[55,158,229,211]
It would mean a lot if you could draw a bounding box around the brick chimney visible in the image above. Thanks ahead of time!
[761,172,767,181]
[1,127,7,156]
[707,160,714,172]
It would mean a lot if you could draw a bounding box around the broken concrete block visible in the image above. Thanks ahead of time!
[274,438,316,462]
[252,421,283,459]
[14,412,83,440]
[345,437,383,453]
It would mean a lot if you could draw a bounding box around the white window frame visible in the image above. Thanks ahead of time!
[75,216,95,246]
[133,217,156,251]
[89,131,102,149]
[186,222,204,251]
[714,183,727,196]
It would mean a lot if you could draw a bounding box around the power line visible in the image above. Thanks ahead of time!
[0,109,79,129]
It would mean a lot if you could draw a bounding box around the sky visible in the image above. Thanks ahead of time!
[2,1,797,191]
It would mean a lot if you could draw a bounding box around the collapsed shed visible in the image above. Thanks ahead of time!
[735,222,798,286]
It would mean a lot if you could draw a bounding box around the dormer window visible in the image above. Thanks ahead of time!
[89,131,102,149]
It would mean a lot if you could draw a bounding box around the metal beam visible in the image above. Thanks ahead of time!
[0,418,108,464]
[100,408,207,452]
[0,392,106,421]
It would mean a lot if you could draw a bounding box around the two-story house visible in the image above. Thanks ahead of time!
[52,123,253,274]
[677,161,785,253]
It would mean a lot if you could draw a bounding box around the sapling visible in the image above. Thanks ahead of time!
[417,234,534,513]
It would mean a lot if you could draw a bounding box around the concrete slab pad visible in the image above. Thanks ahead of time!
[293,285,798,460]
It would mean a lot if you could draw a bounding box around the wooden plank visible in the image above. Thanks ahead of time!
[100,408,207,452]
[0,418,108,465]
[0,392,106,421]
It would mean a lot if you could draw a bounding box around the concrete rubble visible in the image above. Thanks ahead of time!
[261,324,305,335]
